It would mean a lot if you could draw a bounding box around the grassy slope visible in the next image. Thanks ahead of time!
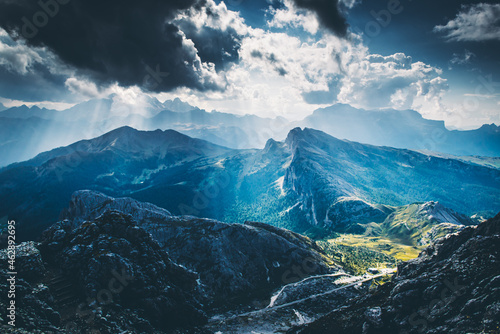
[317,234,422,275]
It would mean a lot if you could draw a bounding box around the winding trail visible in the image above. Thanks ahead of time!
[211,269,396,323]
[267,272,352,308]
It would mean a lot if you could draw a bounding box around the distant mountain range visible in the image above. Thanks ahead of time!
[0,96,288,166]
[0,97,499,167]
[1,126,498,241]
[302,104,500,157]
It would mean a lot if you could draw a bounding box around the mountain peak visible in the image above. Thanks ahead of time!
[285,127,304,148]
[19,127,231,169]
[264,138,278,151]
[263,137,287,154]
[100,125,138,137]
[15,104,42,111]
[89,126,223,154]
[285,127,345,150]
[325,103,363,113]
[162,98,199,113]
[478,123,499,132]
[99,126,196,142]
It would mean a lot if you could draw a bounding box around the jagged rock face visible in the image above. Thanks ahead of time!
[288,213,500,334]
[39,211,207,332]
[62,191,335,310]
[416,201,476,226]
[0,268,61,333]
[282,127,499,234]
[0,241,45,282]
[62,190,172,226]
[0,206,336,333]
[151,217,334,309]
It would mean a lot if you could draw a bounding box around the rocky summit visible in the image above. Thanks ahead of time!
[288,213,500,334]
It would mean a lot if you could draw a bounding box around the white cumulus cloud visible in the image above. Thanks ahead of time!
[434,3,500,42]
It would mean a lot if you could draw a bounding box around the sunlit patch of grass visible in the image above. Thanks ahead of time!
[317,234,423,275]
[329,234,422,261]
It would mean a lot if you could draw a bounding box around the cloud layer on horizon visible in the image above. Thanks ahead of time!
[0,0,498,129]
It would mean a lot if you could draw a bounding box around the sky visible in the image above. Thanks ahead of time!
[0,0,499,129]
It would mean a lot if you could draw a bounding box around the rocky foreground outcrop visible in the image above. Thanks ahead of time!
[149,217,334,309]
[61,190,173,226]
[1,203,333,333]
[1,211,207,333]
[288,213,500,334]
[63,191,335,309]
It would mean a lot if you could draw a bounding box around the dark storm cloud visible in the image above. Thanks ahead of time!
[290,0,348,36]
[181,26,241,68]
[0,0,243,92]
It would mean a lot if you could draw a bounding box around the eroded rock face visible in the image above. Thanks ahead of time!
[0,211,208,334]
[150,218,334,309]
[62,190,172,227]
[288,213,500,334]
[0,199,336,333]
[63,191,336,310]
[40,211,207,331]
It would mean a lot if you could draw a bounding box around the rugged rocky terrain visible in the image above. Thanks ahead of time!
[62,190,173,227]
[288,213,500,334]
[61,191,335,309]
[0,204,336,333]
[1,211,208,333]
[0,189,497,333]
